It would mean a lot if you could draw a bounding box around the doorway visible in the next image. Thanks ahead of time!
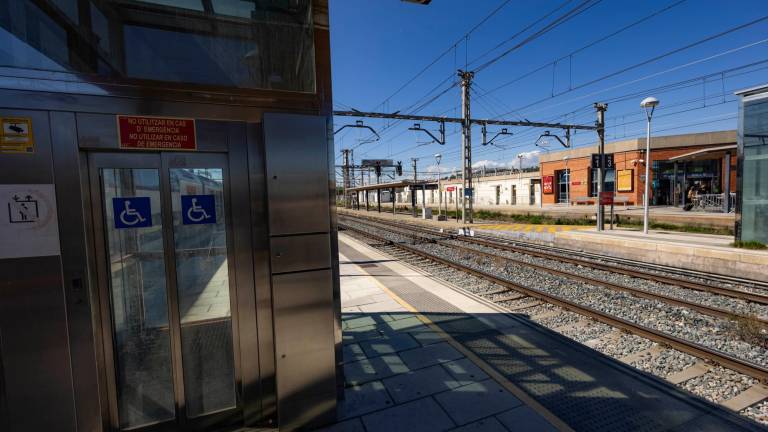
[88,152,241,431]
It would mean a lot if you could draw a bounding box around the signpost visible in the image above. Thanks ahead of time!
[361,159,394,167]
[600,191,615,230]
[446,186,458,220]
[591,153,614,170]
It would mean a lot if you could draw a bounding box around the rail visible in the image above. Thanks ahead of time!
[340,222,768,382]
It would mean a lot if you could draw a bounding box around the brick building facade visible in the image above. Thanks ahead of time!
[539,131,737,207]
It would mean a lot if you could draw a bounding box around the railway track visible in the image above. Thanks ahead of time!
[339,221,768,424]
[341,215,768,324]
[340,220,768,381]
[342,212,768,304]
[349,209,768,290]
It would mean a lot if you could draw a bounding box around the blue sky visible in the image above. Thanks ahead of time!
[330,0,768,176]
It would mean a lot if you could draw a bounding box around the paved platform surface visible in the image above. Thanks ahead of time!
[317,232,767,432]
[316,239,562,432]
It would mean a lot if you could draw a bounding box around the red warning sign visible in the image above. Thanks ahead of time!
[599,191,614,205]
[118,115,196,150]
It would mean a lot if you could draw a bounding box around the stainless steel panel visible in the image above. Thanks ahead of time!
[272,269,336,430]
[270,234,331,274]
[77,114,230,152]
[0,258,76,432]
[0,87,316,126]
[50,111,104,431]
[246,122,278,425]
[263,113,331,235]
[0,109,76,432]
[228,122,265,426]
[76,113,118,149]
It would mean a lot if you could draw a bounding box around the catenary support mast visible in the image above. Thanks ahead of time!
[459,70,474,224]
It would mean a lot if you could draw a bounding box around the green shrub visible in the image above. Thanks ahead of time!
[731,240,767,250]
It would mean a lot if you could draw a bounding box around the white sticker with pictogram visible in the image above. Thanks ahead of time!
[0,184,60,259]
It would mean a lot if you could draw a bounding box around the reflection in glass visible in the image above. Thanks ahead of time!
[740,97,768,243]
[101,168,175,429]
[0,0,315,92]
[170,168,236,417]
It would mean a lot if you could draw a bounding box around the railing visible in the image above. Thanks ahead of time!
[692,193,736,213]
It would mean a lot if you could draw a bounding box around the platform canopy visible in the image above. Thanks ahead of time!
[667,144,737,162]
[348,180,437,193]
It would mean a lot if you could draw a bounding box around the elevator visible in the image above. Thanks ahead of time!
[0,1,339,431]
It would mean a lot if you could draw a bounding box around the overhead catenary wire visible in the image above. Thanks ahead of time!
[492,16,768,118]
[482,0,689,96]
[473,0,604,74]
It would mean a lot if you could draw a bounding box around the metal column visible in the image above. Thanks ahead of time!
[411,158,418,217]
[392,187,396,216]
[459,70,474,224]
[595,103,607,230]
[724,152,732,213]
[341,149,350,208]
[673,162,678,207]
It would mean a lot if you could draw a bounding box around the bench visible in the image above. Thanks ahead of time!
[573,196,595,205]
[613,196,632,206]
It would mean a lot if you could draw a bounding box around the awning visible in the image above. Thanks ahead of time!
[348,180,436,193]
[667,144,736,162]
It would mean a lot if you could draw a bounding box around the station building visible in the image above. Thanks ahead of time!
[539,130,738,210]
[736,84,768,244]
[353,170,542,211]
[437,170,542,207]
[0,1,339,431]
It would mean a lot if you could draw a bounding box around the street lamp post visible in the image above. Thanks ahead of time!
[640,96,659,234]
[563,156,570,206]
[435,153,442,218]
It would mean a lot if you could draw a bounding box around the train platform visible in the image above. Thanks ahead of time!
[319,231,767,432]
[337,208,768,282]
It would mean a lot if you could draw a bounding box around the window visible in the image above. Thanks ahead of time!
[557,169,570,204]
[590,168,615,196]
[0,0,316,92]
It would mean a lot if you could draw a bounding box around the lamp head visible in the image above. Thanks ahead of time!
[640,97,659,108]
[434,153,442,164]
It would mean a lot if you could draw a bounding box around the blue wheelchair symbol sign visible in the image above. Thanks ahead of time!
[181,195,216,225]
[113,197,152,229]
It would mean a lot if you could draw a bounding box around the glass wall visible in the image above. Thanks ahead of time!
[0,0,315,92]
[738,92,768,243]
[652,159,721,206]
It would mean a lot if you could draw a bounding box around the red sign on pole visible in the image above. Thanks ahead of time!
[599,191,614,205]
[117,115,196,150]
[446,186,456,192]
[542,175,554,194]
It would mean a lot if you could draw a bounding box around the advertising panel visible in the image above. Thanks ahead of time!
[542,175,554,194]
[617,169,633,192]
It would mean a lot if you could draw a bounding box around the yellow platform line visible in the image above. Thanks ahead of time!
[352,265,574,432]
